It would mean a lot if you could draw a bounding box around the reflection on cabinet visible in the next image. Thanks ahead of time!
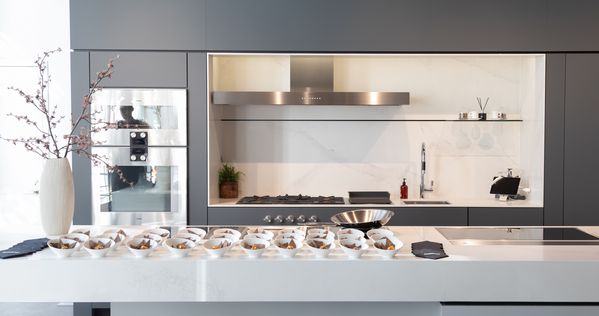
[90,51,187,88]
[468,208,543,226]
[564,54,599,225]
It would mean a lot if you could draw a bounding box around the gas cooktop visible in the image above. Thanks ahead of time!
[237,194,345,205]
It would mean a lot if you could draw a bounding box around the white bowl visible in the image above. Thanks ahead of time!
[338,235,367,245]
[307,228,332,235]
[202,238,234,258]
[245,227,275,240]
[212,232,240,242]
[62,233,89,250]
[305,238,336,259]
[165,238,195,258]
[277,232,305,241]
[239,238,269,258]
[212,228,241,240]
[98,233,125,251]
[126,238,158,258]
[307,232,335,241]
[179,227,206,239]
[133,233,163,244]
[339,239,369,259]
[338,228,365,237]
[47,238,79,258]
[366,228,394,240]
[244,232,273,241]
[174,233,203,245]
[273,237,303,258]
[372,236,403,259]
[83,238,114,258]
[70,228,91,236]
[279,228,305,236]
[104,228,130,238]
[142,228,171,239]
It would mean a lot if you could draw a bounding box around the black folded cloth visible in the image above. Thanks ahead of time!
[0,238,49,259]
[411,240,448,260]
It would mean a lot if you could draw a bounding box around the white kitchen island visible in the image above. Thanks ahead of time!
[3,226,599,316]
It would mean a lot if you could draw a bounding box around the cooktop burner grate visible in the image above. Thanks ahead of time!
[237,194,345,205]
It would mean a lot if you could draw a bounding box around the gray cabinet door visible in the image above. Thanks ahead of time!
[70,0,207,50]
[89,52,187,88]
[388,208,467,226]
[205,0,548,52]
[564,54,599,225]
[468,208,543,226]
[188,53,208,225]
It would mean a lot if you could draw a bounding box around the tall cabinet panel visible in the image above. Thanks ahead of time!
[188,53,208,225]
[564,54,599,225]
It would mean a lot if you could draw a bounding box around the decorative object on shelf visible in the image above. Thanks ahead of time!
[476,96,489,120]
[0,49,122,236]
[489,111,507,120]
[218,163,242,199]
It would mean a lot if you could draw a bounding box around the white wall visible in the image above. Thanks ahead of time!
[209,54,545,205]
[0,0,70,233]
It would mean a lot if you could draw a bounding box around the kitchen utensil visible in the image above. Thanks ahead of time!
[348,191,392,204]
[330,209,394,231]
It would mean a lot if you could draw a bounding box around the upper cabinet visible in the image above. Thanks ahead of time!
[70,0,207,50]
[564,54,599,225]
[90,52,187,88]
[71,0,599,52]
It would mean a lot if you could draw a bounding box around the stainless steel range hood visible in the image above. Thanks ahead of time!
[212,56,410,106]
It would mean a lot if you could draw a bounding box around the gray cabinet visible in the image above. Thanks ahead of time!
[564,54,599,225]
[207,207,467,226]
[89,52,187,88]
[388,208,467,226]
[188,53,208,225]
[70,0,207,50]
[468,208,543,226]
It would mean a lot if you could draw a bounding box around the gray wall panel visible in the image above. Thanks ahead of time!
[70,0,207,50]
[544,54,565,226]
[90,52,187,88]
[71,51,92,225]
[188,53,208,225]
[564,54,599,225]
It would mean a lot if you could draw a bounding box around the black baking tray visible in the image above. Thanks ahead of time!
[348,191,392,204]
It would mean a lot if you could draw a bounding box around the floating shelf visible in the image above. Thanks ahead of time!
[220,119,523,122]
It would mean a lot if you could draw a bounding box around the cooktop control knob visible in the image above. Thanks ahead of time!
[296,215,306,223]
[308,215,319,223]
[263,215,273,223]
[274,215,284,224]
[285,215,295,224]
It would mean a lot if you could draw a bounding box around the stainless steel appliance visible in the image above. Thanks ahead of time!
[91,88,187,225]
[237,194,345,205]
[437,227,599,246]
[212,56,410,106]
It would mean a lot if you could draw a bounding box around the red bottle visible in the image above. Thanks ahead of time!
[400,178,408,199]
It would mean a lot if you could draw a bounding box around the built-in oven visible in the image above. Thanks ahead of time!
[91,88,187,225]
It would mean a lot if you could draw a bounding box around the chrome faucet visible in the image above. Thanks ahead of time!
[420,142,434,198]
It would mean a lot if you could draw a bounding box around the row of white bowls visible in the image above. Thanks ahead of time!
[47,227,207,259]
[48,227,404,260]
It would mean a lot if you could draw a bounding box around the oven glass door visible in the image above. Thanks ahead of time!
[91,147,187,225]
[91,88,187,146]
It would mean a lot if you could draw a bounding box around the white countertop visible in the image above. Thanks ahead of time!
[210,197,541,208]
[0,226,596,303]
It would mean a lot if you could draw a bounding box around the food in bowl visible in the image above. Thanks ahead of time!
[49,239,77,250]
[374,237,396,250]
[143,228,170,238]
[89,239,110,250]
[209,239,232,249]
[307,239,332,250]
[70,228,91,236]
[239,238,269,258]
[372,236,403,259]
[242,242,266,250]
[179,227,206,239]
[273,237,303,258]
[130,239,153,250]
[134,233,162,243]
[278,239,297,250]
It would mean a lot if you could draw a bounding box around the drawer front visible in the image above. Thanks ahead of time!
[468,207,544,226]
[388,208,468,226]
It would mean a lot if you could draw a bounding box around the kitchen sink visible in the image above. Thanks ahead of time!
[402,200,451,205]
[436,227,599,245]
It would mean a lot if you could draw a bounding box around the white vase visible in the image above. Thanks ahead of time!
[39,158,75,236]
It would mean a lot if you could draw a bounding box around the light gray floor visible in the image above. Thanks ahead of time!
[0,303,72,316]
